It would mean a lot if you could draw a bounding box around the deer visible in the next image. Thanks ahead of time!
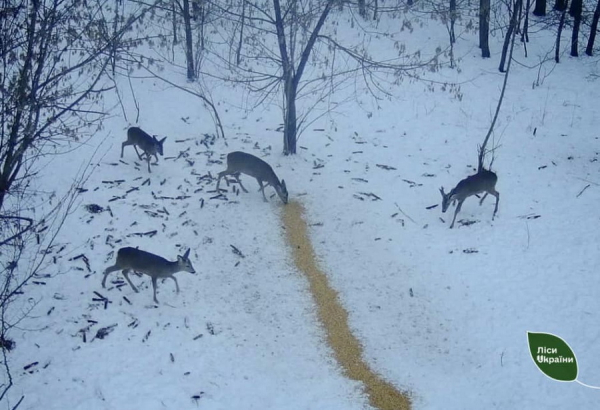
[102,247,196,304]
[439,169,500,229]
[121,127,167,173]
[216,151,288,204]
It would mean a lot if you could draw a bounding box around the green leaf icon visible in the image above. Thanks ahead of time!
[527,332,578,382]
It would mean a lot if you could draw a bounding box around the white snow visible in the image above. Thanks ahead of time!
[4,7,600,410]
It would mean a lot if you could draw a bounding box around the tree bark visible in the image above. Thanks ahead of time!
[480,0,491,58]
[172,0,178,44]
[586,0,600,55]
[450,0,457,43]
[570,0,582,56]
[533,0,546,15]
[236,0,245,65]
[182,0,195,80]
[283,80,298,154]
[555,0,568,62]
[499,0,521,71]
[522,0,531,43]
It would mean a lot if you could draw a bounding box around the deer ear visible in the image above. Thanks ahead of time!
[183,248,190,258]
[281,179,286,189]
[160,137,167,144]
[439,187,445,194]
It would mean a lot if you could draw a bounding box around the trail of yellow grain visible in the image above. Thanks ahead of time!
[282,201,411,410]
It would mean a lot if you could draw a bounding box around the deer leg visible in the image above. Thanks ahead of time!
[122,269,139,293]
[257,179,268,202]
[132,145,144,160]
[146,155,152,173]
[102,265,120,288]
[450,200,464,229]
[152,276,159,304]
[170,275,180,294]
[479,193,489,206]
[121,141,130,158]
[492,190,500,219]
[216,171,226,191]
[234,174,248,193]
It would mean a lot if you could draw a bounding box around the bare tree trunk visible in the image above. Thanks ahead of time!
[479,0,519,171]
[283,79,298,154]
[569,0,582,56]
[273,0,294,154]
[273,0,334,154]
[373,0,378,20]
[522,0,531,43]
[237,0,246,65]
[586,0,600,55]
[533,0,546,15]
[480,0,491,58]
[450,0,457,43]
[358,0,367,18]
[172,0,178,44]
[499,0,521,71]
[111,0,120,75]
[199,0,206,50]
[182,0,195,80]
[555,0,568,62]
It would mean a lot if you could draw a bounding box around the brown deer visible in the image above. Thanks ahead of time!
[121,127,167,173]
[102,247,195,303]
[440,169,500,228]
[216,151,288,204]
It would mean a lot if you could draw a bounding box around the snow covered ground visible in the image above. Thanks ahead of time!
[5,7,600,410]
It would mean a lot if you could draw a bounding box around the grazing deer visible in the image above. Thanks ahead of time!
[121,127,167,173]
[102,247,195,304]
[439,169,500,229]
[216,151,288,204]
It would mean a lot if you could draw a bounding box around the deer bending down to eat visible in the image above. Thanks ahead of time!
[121,127,167,173]
[216,151,288,204]
[102,247,196,304]
[439,169,500,229]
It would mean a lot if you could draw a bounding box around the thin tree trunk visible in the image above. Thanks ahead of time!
[172,0,178,44]
[499,0,521,71]
[480,0,491,57]
[272,0,294,154]
[479,0,519,172]
[586,0,600,55]
[283,80,298,154]
[522,0,531,43]
[200,0,205,50]
[111,0,119,75]
[182,0,195,80]
[570,0,582,56]
[450,0,457,43]
[237,0,245,65]
[556,0,568,62]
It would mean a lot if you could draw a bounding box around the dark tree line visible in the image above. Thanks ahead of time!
[531,0,600,57]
